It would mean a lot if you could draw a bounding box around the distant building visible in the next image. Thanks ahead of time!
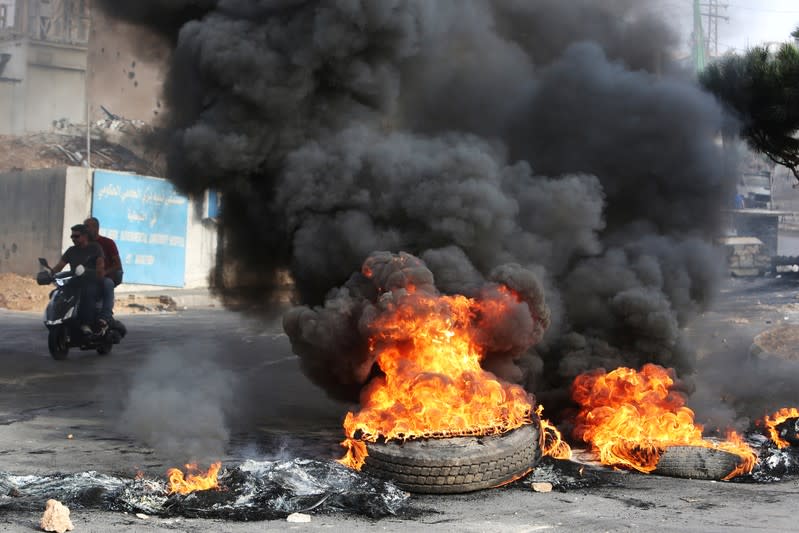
[0,0,90,134]
[0,1,161,135]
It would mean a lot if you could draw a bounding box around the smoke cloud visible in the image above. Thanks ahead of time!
[96,1,738,420]
[119,344,236,463]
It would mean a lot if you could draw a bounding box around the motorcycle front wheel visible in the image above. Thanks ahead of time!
[48,327,69,360]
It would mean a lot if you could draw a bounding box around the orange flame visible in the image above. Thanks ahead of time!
[763,407,799,448]
[338,438,368,470]
[536,404,572,460]
[166,462,222,495]
[572,364,756,479]
[339,284,539,470]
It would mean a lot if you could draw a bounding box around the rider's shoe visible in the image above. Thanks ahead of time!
[96,318,109,335]
[80,324,92,335]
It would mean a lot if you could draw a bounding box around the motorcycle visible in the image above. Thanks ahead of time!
[37,258,127,360]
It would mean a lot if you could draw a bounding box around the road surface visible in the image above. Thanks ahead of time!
[1,280,799,532]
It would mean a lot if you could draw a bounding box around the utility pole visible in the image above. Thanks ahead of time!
[700,0,729,57]
[692,0,707,72]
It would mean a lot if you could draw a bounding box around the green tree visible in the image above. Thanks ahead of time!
[700,28,799,180]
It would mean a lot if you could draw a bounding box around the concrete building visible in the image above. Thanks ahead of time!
[0,1,164,134]
[0,0,90,134]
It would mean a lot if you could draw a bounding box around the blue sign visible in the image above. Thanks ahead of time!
[91,171,188,287]
[205,189,221,219]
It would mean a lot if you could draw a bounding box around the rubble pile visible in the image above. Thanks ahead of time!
[0,273,177,314]
[0,112,163,176]
[0,273,52,312]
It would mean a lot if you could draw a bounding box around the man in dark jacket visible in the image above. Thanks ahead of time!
[52,224,106,334]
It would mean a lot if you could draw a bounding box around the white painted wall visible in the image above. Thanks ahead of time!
[183,198,218,288]
[61,166,93,252]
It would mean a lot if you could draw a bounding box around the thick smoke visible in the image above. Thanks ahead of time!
[283,251,550,403]
[97,1,737,417]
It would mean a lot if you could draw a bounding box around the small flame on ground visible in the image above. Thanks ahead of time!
[166,462,222,495]
[571,364,756,479]
[338,439,368,470]
[762,407,799,448]
[536,404,572,460]
[492,467,534,488]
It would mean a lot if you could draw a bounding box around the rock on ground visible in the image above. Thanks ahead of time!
[40,499,74,533]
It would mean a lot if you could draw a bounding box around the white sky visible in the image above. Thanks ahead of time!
[720,0,799,52]
[660,0,799,55]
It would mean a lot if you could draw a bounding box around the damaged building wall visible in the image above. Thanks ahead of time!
[86,7,163,122]
[25,40,87,131]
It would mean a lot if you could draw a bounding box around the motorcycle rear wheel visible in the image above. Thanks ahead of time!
[48,327,69,360]
[96,340,113,355]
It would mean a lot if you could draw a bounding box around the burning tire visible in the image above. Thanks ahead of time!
[363,423,540,494]
[654,446,742,480]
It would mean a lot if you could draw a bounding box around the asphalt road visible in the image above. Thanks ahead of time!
[1,281,799,532]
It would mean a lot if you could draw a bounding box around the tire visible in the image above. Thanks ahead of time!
[363,423,541,494]
[48,327,69,360]
[654,445,741,480]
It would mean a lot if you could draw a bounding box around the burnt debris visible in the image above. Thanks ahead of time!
[775,417,799,448]
[0,459,409,520]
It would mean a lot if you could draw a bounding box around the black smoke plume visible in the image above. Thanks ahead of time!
[96,1,735,415]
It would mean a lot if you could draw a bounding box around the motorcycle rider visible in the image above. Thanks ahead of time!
[84,217,122,328]
[51,224,106,335]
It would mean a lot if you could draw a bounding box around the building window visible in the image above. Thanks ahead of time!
[0,6,6,29]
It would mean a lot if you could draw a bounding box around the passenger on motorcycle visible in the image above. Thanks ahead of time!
[84,217,122,326]
[51,223,106,336]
